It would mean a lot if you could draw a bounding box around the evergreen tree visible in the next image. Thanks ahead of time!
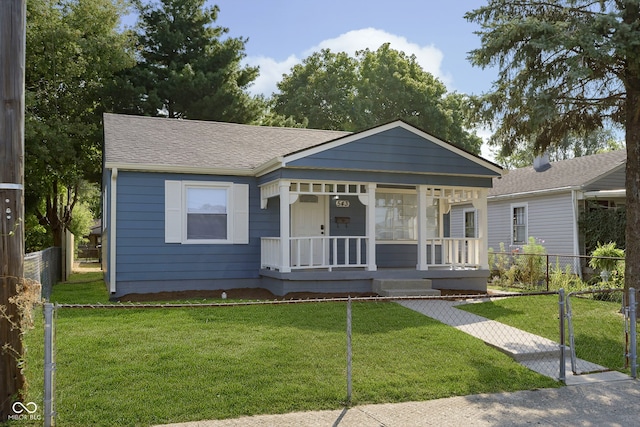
[466,1,640,291]
[114,0,263,122]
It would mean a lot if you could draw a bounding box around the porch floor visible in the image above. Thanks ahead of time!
[259,267,489,296]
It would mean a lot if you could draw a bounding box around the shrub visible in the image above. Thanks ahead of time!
[488,243,513,287]
[589,242,625,287]
[514,237,547,288]
[488,238,548,290]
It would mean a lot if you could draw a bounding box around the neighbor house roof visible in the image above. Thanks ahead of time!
[103,113,350,173]
[489,150,626,198]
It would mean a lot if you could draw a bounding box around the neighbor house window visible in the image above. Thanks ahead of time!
[165,180,249,244]
[512,204,527,245]
[375,191,440,241]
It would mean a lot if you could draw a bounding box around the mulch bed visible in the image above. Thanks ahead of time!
[118,288,485,302]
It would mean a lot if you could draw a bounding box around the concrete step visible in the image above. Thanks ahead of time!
[373,279,440,297]
[381,288,441,297]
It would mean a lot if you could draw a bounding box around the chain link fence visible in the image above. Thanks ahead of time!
[34,288,640,426]
[489,251,625,291]
[25,293,584,425]
[24,247,61,300]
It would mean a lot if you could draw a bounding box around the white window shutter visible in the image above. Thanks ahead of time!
[165,180,182,243]
[232,183,249,244]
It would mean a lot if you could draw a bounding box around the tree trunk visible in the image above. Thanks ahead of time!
[624,79,640,294]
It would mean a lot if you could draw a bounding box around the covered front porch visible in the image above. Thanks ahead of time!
[259,179,489,279]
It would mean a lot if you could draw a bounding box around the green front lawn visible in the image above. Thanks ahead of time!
[458,294,628,372]
[21,275,559,426]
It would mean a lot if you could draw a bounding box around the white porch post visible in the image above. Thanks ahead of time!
[472,188,489,269]
[366,183,377,271]
[279,180,291,272]
[417,185,428,270]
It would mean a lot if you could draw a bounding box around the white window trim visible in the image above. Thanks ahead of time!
[165,180,249,245]
[510,202,528,246]
[183,181,233,244]
[463,208,477,238]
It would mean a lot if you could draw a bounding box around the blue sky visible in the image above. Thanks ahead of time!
[213,0,496,98]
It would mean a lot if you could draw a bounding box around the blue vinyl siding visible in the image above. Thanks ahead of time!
[376,245,417,268]
[113,171,279,291]
[288,127,498,177]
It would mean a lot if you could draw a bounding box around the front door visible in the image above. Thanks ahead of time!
[291,195,328,266]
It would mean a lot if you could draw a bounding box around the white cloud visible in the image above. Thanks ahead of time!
[245,54,299,97]
[245,28,451,97]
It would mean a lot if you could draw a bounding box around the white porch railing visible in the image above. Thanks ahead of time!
[260,237,282,270]
[424,238,480,268]
[261,236,369,270]
[262,237,481,271]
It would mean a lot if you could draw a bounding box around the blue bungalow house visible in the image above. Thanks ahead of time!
[102,113,502,298]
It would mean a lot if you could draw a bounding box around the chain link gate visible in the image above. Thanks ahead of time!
[564,287,637,378]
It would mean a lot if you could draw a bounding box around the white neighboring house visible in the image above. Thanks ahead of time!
[451,150,626,273]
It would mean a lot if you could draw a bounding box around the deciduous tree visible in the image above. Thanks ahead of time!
[25,0,134,247]
[495,129,623,169]
[273,44,482,153]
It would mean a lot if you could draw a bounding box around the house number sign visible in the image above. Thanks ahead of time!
[335,199,350,208]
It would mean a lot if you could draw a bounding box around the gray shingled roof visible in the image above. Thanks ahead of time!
[489,150,626,197]
[103,113,351,170]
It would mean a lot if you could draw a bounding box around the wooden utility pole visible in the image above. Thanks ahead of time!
[0,0,26,419]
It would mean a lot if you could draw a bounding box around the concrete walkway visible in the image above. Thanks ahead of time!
[397,299,631,385]
[155,297,638,427]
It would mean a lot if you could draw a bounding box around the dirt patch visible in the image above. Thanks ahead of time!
[118,288,485,302]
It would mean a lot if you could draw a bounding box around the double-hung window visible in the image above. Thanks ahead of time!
[165,180,249,244]
[186,186,228,240]
[512,204,527,245]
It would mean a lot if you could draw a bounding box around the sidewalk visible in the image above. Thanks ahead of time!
[155,380,639,426]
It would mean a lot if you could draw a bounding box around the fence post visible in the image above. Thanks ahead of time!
[44,303,55,427]
[558,289,566,383]
[546,254,550,291]
[630,288,637,379]
[346,297,352,405]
